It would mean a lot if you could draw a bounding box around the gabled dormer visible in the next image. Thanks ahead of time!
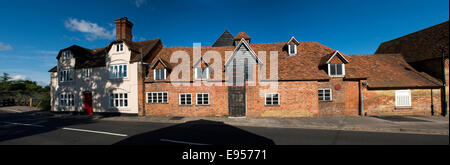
[150,58,169,81]
[225,38,263,67]
[61,50,72,60]
[193,57,210,80]
[287,36,299,56]
[321,51,349,77]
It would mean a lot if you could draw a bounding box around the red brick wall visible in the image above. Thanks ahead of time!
[317,79,360,116]
[363,88,442,116]
[246,81,320,117]
[144,82,229,117]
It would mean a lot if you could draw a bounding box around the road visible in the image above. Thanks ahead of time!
[0,109,448,145]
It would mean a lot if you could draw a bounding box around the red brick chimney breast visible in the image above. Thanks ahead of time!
[114,17,134,41]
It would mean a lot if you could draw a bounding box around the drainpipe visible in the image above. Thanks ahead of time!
[440,45,448,116]
[360,81,367,117]
[140,48,146,116]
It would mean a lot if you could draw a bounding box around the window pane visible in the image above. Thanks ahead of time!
[163,92,168,103]
[330,64,336,75]
[123,65,127,77]
[119,65,123,78]
[336,64,342,75]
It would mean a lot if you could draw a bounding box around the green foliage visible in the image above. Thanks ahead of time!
[37,92,51,111]
[0,72,49,93]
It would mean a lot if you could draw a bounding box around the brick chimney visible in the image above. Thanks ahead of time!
[114,17,134,41]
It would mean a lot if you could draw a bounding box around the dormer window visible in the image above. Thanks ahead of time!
[154,68,166,80]
[328,64,345,76]
[288,44,297,56]
[286,36,299,56]
[116,43,124,52]
[323,51,348,77]
[62,50,71,60]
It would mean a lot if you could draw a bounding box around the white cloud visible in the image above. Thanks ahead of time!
[0,42,12,51]
[35,50,59,55]
[64,18,115,41]
[134,0,147,7]
[11,74,27,81]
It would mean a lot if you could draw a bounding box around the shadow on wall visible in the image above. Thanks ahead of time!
[114,119,276,145]
[55,63,127,113]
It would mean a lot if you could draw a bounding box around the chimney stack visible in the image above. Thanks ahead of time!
[114,17,134,41]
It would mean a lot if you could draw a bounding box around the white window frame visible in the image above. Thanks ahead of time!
[153,68,167,80]
[328,64,345,76]
[147,92,169,104]
[109,64,128,79]
[265,93,280,105]
[83,68,92,79]
[318,88,333,101]
[61,50,71,60]
[395,90,412,107]
[179,93,192,105]
[288,44,297,56]
[116,43,124,52]
[194,67,209,80]
[109,93,128,108]
[196,93,210,105]
[59,93,74,107]
[59,69,74,83]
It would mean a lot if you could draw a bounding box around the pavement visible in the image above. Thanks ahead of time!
[99,114,449,135]
[0,106,448,145]
[1,106,448,135]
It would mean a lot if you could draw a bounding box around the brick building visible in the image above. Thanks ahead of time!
[49,18,446,117]
[376,21,449,116]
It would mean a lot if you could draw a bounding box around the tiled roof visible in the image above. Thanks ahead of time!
[48,66,57,72]
[212,30,234,47]
[145,41,336,82]
[233,32,251,40]
[345,54,442,88]
[52,38,162,71]
[145,41,441,88]
[375,21,449,62]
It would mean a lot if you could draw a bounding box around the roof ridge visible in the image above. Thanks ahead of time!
[379,21,449,45]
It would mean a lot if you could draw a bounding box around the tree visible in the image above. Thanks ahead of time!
[0,72,11,91]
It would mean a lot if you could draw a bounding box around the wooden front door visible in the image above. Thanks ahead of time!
[228,86,246,117]
[83,92,93,115]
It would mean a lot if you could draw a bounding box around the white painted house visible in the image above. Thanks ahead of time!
[49,17,162,115]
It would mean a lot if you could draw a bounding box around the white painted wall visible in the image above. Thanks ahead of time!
[50,43,139,114]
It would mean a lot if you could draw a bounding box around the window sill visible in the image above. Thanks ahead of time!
[196,104,210,106]
[329,75,345,78]
[265,104,280,106]
[146,103,169,104]
[109,77,129,81]
[395,106,412,110]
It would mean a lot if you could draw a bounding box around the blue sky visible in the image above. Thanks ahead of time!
[0,0,448,86]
